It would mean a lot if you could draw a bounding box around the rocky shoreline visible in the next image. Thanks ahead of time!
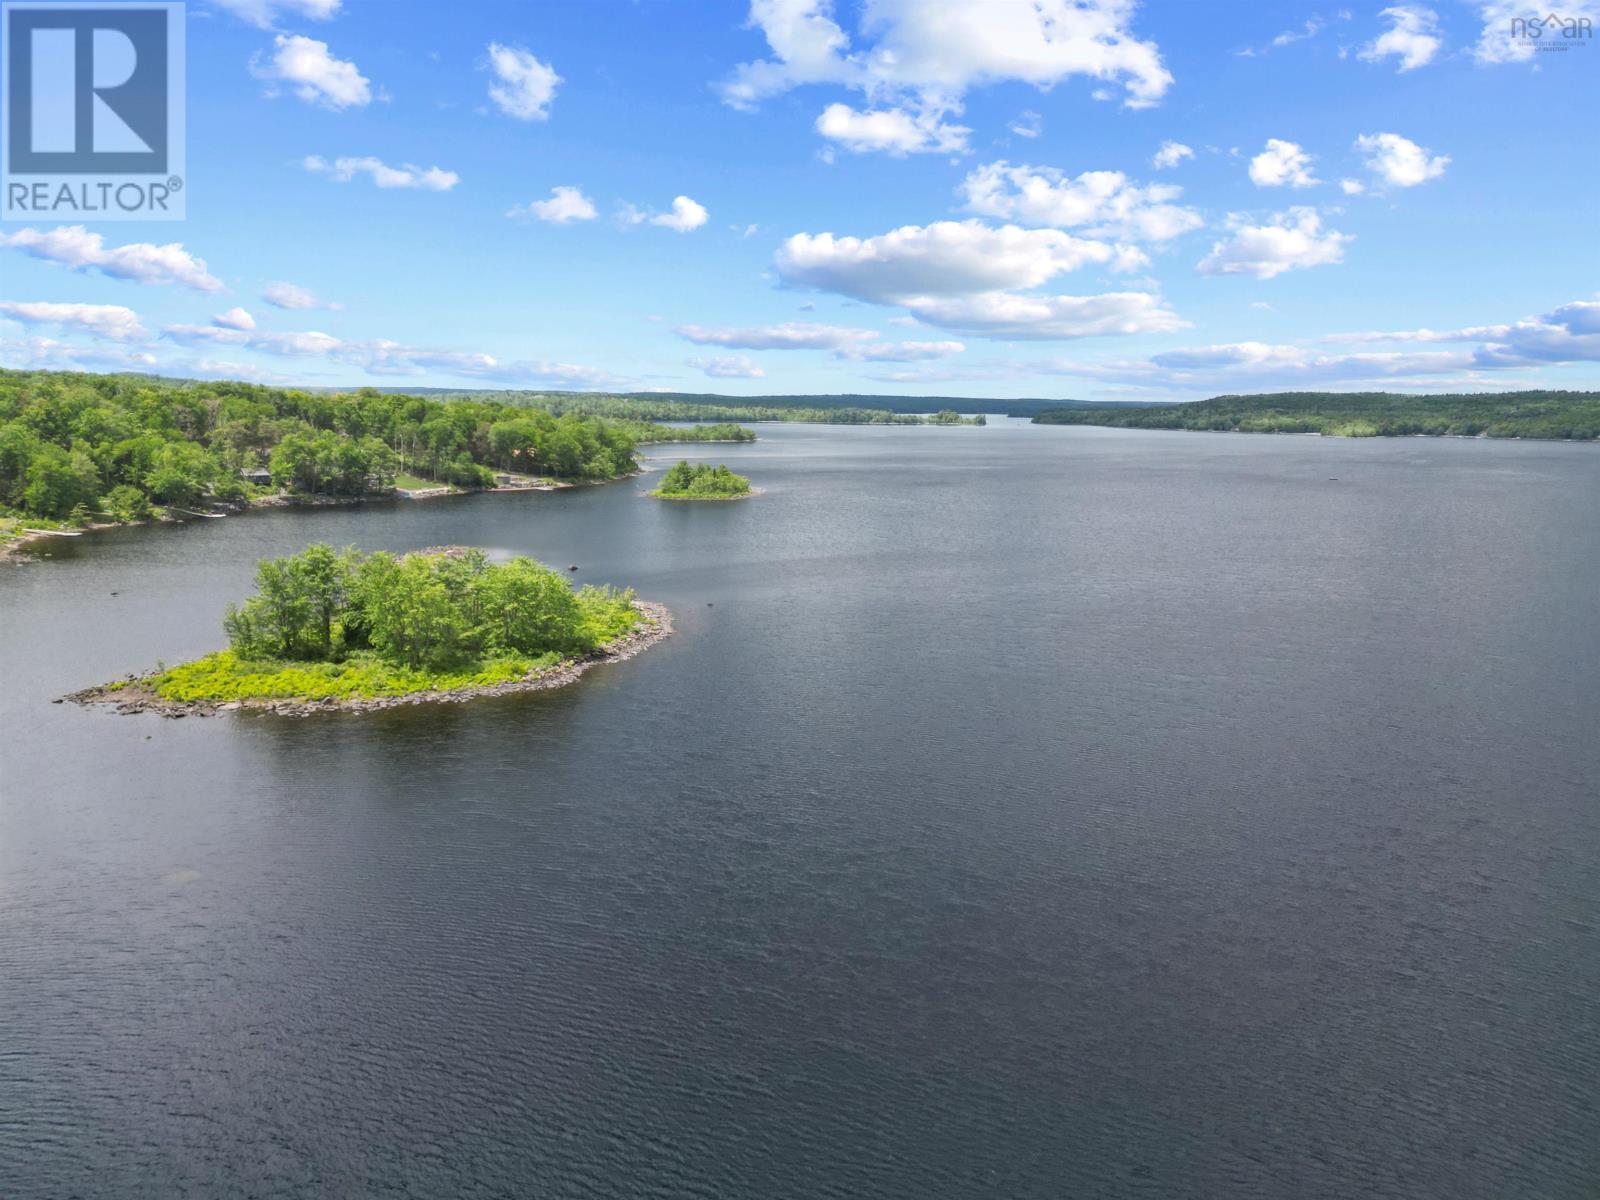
[63,601,673,719]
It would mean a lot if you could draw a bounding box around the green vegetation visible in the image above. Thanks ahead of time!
[1033,391,1600,440]
[432,389,989,426]
[650,461,753,499]
[143,544,646,702]
[0,368,755,535]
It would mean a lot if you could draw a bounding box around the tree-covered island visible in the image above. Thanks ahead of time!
[68,544,671,715]
[649,461,753,499]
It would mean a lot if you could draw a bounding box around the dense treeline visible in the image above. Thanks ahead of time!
[0,369,754,523]
[432,389,988,426]
[1033,391,1600,440]
[224,544,636,669]
[651,461,753,498]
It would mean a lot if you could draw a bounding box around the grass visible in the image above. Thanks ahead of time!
[150,649,565,702]
[394,472,450,491]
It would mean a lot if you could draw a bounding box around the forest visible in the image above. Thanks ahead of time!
[430,389,990,426]
[650,461,753,499]
[0,368,754,526]
[147,544,645,702]
[1033,391,1600,440]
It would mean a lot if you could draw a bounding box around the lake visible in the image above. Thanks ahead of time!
[2,420,1597,1198]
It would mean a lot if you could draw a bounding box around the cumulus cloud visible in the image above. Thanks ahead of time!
[1355,132,1449,187]
[0,226,223,292]
[207,0,340,29]
[1249,139,1318,188]
[959,161,1203,242]
[775,218,1182,339]
[509,186,597,223]
[897,291,1186,340]
[486,42,560,120]
[776,220,1119,303]
[677,321,964,360]
[1197,208,1351,279]
[1340,178,1366,195]
[263,280,338,310]
[720,0,1172,155]
[303,155,459,191]
[1151,140,1193,169]
[252,35,371,109]
[1326,299,1600,368]
[212,307,256,331]
[1360,6,1443,71]
[163,323,628,388]
[815,102,969,155]
[688,355,766,378]
[650,195,709,232]
[0,336,158,372]
[0,300,145,341]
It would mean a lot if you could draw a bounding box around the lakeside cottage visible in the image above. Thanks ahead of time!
[239,466,273,486]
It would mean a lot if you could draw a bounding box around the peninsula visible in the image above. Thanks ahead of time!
[0,369,754,558]
[67,545,671,716]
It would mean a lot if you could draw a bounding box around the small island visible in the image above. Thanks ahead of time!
[649,461,754,500]
[67,544,670,716]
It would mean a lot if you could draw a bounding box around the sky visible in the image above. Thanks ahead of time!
[1,0,1597,400]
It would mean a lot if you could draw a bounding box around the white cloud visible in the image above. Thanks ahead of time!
[207,0,340,29]
[509,185,597,224]
[849,339,967,361]
[679,321,874,351]
[1249,139,1318,188]
[1471,2,1600,64]
[1010,110,1042,139]
[0,225,223,292]
[677,321,964,360]
[486,42,560,121]
[1360,6,1443,71]
[0,336,157,372]
[959,161,1203,242]
[1151,140,1193,169]
[720,0,1172,156]
[263,280,338,310]
[1355,132,1448,187]
[815,102,969,155]
[0,300,145,341]
[252,35,371,109]
[1326,299,1600,368]
[212,307,256,331]
[1197,208,1351,279]
[901,291,1187,340]
[163,323,629,388]
[1340,177,1366,195]
[689,355,767,378]
[776,220,1119,303]
[303,155,459,191]
[774,218,1182,339]
[650,195,709,232]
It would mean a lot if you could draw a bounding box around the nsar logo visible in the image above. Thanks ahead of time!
[2,2,186,220]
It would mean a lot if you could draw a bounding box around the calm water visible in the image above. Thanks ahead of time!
[2,421,1598,1198]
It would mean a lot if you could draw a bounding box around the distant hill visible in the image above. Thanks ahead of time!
[1033,391,1600,441]
[398,389,1153,419]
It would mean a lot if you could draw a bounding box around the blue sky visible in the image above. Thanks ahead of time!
[1,0,1597,399]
